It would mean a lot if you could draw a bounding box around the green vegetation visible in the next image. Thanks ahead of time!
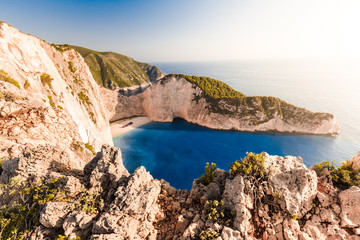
[71,140,84,152]
[23,80,30,89]
[315,160,360,189]
[71,45,163,89]
[70,190,103,214]
[68,61,75,73]
[199,228,219,240]
[55,234,81,240]
[166,74,246,99]
[204,200,233,225]
[48,95,55,108]
[198,200,234,239]
[0,177,66,240]
[57,105,63,110]
[230,152,267,179]
[197,162,217,185]
[40,73,54,89]
[0,70,20,89]
[85,142,96,155]
[51,43,71,53]
[0,91,22,102]
[77,91,91,106]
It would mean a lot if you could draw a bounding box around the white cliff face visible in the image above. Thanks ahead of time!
[112,76,340,136]
[0,22,112,160]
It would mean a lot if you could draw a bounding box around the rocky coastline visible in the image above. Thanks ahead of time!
[1,21,358,240]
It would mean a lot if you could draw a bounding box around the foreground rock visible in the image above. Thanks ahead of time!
[1,146,360,239]
[109,74,340,136]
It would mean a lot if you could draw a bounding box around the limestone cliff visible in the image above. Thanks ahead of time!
[0,22,112,163]
[110,74,340,136]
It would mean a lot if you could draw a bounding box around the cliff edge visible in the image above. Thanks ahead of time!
[0,21,112,163]
[109,74,340,136]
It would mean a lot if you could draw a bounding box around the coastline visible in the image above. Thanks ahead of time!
[110,116,151,137]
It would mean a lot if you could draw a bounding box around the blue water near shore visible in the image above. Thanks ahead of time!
[113,59,360,190]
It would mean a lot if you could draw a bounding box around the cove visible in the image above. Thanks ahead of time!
[113,118,339,190]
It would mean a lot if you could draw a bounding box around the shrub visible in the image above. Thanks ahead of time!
[51,43,70,53]
[0,70,20,89]
[204,200,233,226]
[199,228,219,240]
[68,61,75,73]
[230,152,267,179]
[197,162,217,185]
[48,95,55,108]
[77,91,91,106]
[40,73,54,89]
[85,142,96,155]
[165,74,245,99]
[0,177,66,240]
[70,190,103,214]
[23,80,30,89]
[57,105,63,110]
[316,160,360,189]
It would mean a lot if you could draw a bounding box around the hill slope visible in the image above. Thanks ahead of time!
[71,46,164,89]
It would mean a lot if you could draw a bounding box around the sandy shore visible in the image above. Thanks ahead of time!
[110,117,152,137]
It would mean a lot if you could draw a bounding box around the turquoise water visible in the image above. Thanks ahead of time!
[113,59,360,190]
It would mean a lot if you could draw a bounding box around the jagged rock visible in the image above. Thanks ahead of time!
[87,145,128,192]
[63,211,96,239]
[92,166,161,239]
[39,202,71,228]
[221,226,242,240]
[339,186,360,227]
[351,151,360,168]
[0,144,83,183]
[265,153,318,218]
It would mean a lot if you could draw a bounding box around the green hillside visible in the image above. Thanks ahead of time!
[71,46,164,89]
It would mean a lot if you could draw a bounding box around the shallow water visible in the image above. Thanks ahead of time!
[113,59,360,190]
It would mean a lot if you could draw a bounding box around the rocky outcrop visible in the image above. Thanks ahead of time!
[0,22,112,162]
[110,75,340,136]
[2,145,359,240]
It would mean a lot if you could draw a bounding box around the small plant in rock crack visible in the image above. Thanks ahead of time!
[315,160,360,190]
[197,162,217,185]
[204,200,234,226]
[70,189,104,214]
[199,228,219,240]
[230,152,268,180]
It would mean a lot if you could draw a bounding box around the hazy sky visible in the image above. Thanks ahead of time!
[1,0,360,62]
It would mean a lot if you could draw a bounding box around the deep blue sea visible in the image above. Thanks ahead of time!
[113,59,360,190]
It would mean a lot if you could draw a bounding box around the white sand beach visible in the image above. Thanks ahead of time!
[110,117,151,137]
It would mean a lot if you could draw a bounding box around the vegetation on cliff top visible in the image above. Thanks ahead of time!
[315,160,360,190]
[165,74,246,99]
[71,45,163,89]
[165,74,332,126]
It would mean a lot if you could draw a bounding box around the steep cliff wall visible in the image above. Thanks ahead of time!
[112,75,340,136]
[0,22,112,162]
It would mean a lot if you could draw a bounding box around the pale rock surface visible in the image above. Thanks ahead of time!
[339,186,360,228]
[39,202,71,228]
[351,151,360,168]
[265,153,318,218]
[111,76,340,135]
[0,22,112,161]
